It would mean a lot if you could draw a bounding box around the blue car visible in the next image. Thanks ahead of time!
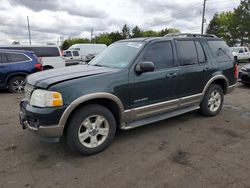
[0,49,42,93]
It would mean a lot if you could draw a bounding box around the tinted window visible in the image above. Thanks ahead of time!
[143,41,174,69]
[0,52,8,63]
[65,51,72,57]
[0,47,60,57]
[26,47,60,57]
[195,41,205,63]
[177,41,198,66]
[73,51,79,56]
[208,40,233,63]
[6,53,30,63]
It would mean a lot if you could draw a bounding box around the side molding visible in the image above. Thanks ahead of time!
[58,92,125,129]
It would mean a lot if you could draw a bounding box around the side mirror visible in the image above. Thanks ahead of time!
[135,61,155,73]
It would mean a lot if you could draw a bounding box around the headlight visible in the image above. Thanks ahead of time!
[30,89,63,107]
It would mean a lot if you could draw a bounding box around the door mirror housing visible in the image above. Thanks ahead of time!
[135,61,155,73]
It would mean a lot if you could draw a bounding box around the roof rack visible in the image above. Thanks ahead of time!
[164,33,217,38]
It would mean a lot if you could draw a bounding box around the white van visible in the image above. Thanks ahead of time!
[0,45,65,70]
[69,44,107,61]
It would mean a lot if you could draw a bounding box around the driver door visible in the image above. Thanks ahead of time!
[128,40,179,119]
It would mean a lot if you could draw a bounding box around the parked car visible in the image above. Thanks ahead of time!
[0,49,42,93]
[239,63,250,86]
[20,34,237,155]
[0,45,65,70]
[230,47,250,62]
[68,43,107,61]
[63,50,82,66]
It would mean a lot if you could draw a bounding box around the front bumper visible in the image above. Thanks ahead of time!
[19,100,67,138]
[239,71,250,83]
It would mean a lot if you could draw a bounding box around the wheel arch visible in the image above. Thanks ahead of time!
[5,72,28,85]
[59,93,125,134]
[202,75,229,96]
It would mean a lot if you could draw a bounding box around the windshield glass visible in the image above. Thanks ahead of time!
[230,47,240,52]
[89,42,144,69]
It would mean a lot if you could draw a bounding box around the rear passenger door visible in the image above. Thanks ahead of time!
[175,39,207,98]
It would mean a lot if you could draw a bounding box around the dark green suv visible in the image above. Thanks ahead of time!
[19,34,238,155]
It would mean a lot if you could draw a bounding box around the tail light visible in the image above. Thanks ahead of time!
[34,63,43,71]
[234,63,239,79]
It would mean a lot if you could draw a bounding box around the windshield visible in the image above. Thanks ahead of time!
[89,42,144,69]
[230,47,240,52]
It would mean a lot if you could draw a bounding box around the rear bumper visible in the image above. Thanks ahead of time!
[226,84,237,94]
[19,100,66,139]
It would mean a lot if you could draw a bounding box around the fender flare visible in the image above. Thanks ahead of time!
[58,92,125,129]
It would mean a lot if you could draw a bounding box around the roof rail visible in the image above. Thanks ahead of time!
[164,33,217,38]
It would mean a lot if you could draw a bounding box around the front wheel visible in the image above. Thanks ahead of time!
[200,84,224,117]
[8,76,25,93]
[66,104,116,155]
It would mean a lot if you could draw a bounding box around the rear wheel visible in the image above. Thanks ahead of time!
[200,84,224,117]
[8,76,25,93]
[66,104,116,155]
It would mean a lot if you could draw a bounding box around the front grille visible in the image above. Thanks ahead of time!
[24,84,34,101]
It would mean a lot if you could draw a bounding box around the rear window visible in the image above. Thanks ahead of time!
[208,40,233,63]
[5,53,30,63]
[64,51,72,57]
[73,51,79,56]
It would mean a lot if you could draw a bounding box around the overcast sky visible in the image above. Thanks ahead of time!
[0,0,241,45]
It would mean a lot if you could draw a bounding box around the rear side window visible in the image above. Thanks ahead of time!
[143,41,174,69]
[177,41,198,66]
[0,52,8,63]
[208,40,233,63]
[73,51,79,56]
[28,47,60,57]
[195,41,205,63]
[6,53,30,63]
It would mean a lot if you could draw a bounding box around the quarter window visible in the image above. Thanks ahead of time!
[6,53,30,63]
[177,41,198,66]
[143,41,174,69]
[208,40,233,63]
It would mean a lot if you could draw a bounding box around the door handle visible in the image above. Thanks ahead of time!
[203,67,211,72]
[166,73,177,78]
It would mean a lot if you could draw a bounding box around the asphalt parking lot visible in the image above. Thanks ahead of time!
[0,68,250,188]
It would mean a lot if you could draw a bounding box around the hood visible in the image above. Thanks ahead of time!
[26,65,118,88]
[232,52,238,56]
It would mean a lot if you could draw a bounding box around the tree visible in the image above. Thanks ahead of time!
[108,31,123,43]
[142,30,158,37]
[61,40,70,50]
[95,33,112,45]
[132,26,143,38]
[12,41,20,45]
[207,0,250,46]
[122,24,130,39]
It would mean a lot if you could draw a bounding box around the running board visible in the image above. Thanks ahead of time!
[121,106,200,130]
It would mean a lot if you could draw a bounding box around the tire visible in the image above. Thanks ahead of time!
[200,84,224,117]
[234,56,239,63]
[66,104,116,155]
[8,76,26,93]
